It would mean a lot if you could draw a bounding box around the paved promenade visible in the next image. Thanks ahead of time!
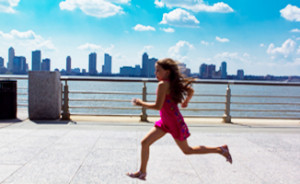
[0,115,299,184]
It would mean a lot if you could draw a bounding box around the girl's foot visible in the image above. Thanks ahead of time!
[126,171,147,180]
[220,145,232,164]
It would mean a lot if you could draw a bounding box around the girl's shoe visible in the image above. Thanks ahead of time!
[127,171,147,180]
[220,145,233,164]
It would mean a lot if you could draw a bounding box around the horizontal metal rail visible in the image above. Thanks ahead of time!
[69,98,132,102]
[2,75,300,121]
[70,106,141,110]
[69,90,141,95]
[232,102,300,105]
[232,95,300,99]
[231,109,300,112]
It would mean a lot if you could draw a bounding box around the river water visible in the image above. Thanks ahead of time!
[16,79,300,118]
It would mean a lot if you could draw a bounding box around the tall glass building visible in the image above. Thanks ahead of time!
[89,52,97,75]
[32,50,41,71]
[102,53,112,75]
[66,56,71,74]
[221,61,227,79]
[8,47,15,72]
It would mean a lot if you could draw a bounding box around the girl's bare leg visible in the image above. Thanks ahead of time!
[174,139,232,163]
[129,127,166,177]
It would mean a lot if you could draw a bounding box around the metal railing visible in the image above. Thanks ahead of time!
[1,75,300,122]
[60,77,300,122]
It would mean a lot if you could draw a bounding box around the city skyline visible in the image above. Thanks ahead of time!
[0,0,300,76]
[1,46,236,78]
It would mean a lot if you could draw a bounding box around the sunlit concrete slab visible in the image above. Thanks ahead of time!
[0,117,299,184]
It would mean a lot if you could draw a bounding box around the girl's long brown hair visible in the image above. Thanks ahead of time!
[156,58,194,104]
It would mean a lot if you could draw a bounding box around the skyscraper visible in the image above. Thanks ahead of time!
[0,57,4,67]
[13,56,26,74]
[141,53,149,77]
[66,56,71,74]
[32,50,41,71]
[208,64,216,78]
[8,47,15,72]
[221,61,227,79]
[237,69,244,80]
[147,58,157,77]
[199,64,208,78]
[41,58,51,71]
[102,53,112,75]
[89,52,97,75]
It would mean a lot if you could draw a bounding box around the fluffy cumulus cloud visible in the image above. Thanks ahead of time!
[216,36,229,43]
[0,0,19,13]
[77,43,115,53]
[161,27,175,33]
[160,8,199,27]
[280,4,300,22]
[168,40,194,60]
[133,24,155,31]
[0,29,56,51]
[59,0,130,18]
[291,28,300,33]
[78,43,102,51]
[267,39,297,59]
[155,0,233,13]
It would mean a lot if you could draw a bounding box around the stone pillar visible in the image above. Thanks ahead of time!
[29,71,61,120]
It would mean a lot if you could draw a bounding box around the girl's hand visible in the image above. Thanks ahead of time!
[132,98,142,106]
[181,101,188,108]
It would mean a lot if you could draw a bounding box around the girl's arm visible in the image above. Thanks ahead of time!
[133,81,168,110]
[181,87,194,108]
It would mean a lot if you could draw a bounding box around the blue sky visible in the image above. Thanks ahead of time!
[0,0,300,76]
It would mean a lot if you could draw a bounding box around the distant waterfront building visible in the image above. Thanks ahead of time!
[66,56,71,74]
[32,50,41,71]
[13,56,27,74]
[102,53,112,75]
[72,68,81,75]
[199,64,208,78]
[0,57,4,67]
[141,53,157,77]
[8,47,15,72]
[41,58,51,71]
[120,65,141,76]
[208,64,216,78]
[89,52,97,75]
[179,63,191,77]
[237,69,244,80]
[141,53,149,77]
[221,61,227,79]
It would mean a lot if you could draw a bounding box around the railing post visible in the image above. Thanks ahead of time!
[223,84,231,123]
[61,80,70,120]
[140,81,148,122]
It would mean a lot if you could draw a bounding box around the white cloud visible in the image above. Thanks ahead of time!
[160,8,200,27]
[161,27,175,33]
[0,29,56,51]
[155,0,233,13]
[201,40,209,46]
[0,0,19,13]
[280,4,300,22]
[267,38,297,58]
[133,24,155,31]
[77,43,102,51]
[168,40,194,60]
[216,36,229,43]
[59,0,130,18]
[291,28,300,33]
[260,43,265,47]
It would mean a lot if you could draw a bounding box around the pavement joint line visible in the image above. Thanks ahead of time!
[68,132,103,184]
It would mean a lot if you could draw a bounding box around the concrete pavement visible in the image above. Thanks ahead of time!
[0,113,299,184]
